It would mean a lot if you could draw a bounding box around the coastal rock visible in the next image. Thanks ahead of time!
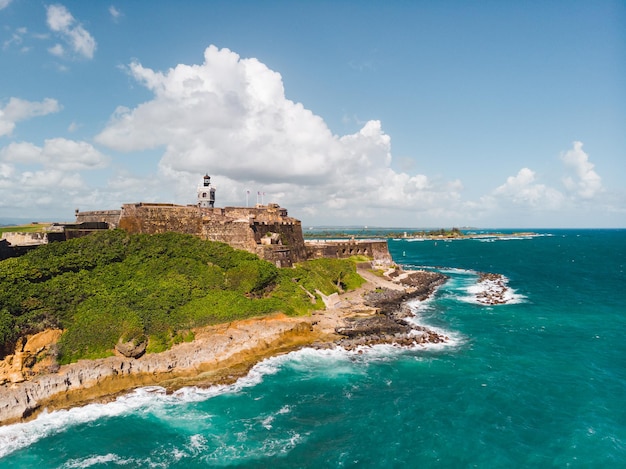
[332,270,449,350]
[335,315,407,337]
[0,329,62,385]
[399,270,449,300]
[0,315,314,425]
[0,268,451,426]
[23,329,63,355]
[115,338,147,359]
[475,272,509,305]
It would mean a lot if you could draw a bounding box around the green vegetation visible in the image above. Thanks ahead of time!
[0,230,364,363]
[0,223,50,234]
[303,227,464,239]
[401,228,463,238]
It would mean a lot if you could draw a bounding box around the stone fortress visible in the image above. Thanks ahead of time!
[3,174,392,266]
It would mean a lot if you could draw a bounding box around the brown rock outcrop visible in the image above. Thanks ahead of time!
[115,337,147,359]
[0,329,62,385]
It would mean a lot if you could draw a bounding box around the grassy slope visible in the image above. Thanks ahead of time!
[0,224,50,234]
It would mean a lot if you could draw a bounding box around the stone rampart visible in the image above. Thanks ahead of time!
[201,216,257,252]
[75,203,393,268]
[118,204,203,235]
[74,210,121,229]
[305,240,393,266]
[1,232,49,246]
[116,203,307,267]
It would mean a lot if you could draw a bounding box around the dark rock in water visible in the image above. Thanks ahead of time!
[399,270,449,300]
[331,270,449,351]
[475,272,509,305]
[363,289,408,315]
[336,315,407,337]
[364,271,448,313]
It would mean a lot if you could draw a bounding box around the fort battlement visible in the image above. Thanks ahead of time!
[4,175,392,266]
[106,201,307,267]
[74,210,121,229]
[304,239,393,266]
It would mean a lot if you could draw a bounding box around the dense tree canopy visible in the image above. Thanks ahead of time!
[0,231,364,363]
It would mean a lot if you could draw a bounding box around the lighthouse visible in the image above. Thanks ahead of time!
[197,174,216,208]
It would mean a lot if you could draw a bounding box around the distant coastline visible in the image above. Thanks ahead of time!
[304,227,539,240]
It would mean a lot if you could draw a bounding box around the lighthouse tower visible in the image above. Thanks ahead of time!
[197,174,216,208]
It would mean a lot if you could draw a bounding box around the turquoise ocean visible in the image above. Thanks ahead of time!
[1,229,625,468]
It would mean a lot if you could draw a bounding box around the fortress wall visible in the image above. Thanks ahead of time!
[1,232,49,246]
[118,204,203,235]
[255,245,295,268]
[369,241,393,264]
[305,240,392,265]
[201,219,258,252]
[251,221,307,263]
[112,202,397,267]
[222,205,288,221]
[75,210,121,229]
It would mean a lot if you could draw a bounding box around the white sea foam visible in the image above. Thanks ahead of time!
[439,267,476,275]
[0,293,459,460]
[62,453,138,468]
[0,348,320,459]
[0,386,175,459]
[457,274,526,305]
[187,434,208,454]
[261,404,291,430]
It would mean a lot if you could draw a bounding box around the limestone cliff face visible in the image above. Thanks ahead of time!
[0,315,314,426]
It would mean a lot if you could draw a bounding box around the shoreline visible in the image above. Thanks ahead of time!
[303,231,539,241]
[0,266,447,427]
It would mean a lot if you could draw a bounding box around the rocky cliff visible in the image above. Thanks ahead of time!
[0,315,314,425]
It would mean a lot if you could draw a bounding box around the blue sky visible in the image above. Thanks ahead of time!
[0,0,624,228]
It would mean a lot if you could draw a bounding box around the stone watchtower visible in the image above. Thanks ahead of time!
[197,174,216,208]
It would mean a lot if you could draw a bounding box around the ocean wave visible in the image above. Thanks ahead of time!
[0,349,353,459]
[0,386,181,460]
[0,300,460,460]
[438,267,476,275]
[62,453,139,468]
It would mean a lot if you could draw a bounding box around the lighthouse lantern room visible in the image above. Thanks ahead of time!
[197,174,216,208]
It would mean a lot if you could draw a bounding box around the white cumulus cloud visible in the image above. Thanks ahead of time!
[0,97,61,137]
[95,45,458,222]
[0,138,109,171]
[46,4,96,59]
[561,141,602,199]
[493,167,564,209]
